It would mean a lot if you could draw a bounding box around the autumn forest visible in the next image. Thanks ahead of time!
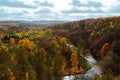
[0,16,120,80]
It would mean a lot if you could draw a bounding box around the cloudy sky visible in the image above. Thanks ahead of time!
[0,0,120,21]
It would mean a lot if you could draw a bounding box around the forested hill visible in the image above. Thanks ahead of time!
[0,16,119,79]
[49,16,120,30]
[48,16,120,76]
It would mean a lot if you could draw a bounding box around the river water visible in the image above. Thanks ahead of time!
[63,55,101,80]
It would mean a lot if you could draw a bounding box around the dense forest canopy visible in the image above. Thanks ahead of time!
[0,16,120,80]
[48,16,120,77]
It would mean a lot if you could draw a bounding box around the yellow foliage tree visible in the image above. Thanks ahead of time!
[8,68,16,80]
[25,72,29,80]
[110,22,114,28]
[60,37,67,50]
[50,40,60,50]
[18,38,35,50]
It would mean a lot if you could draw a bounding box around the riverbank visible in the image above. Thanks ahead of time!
[63,55,101,80]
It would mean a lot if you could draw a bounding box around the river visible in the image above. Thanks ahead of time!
[63,55,101,80]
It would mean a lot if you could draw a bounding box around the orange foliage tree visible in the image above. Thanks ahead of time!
[70,52,78,68]
[60,37,67,44]
[70,52,79,73]
[9,38,15,45]
[101,43,110,57]
[0,44,5,52]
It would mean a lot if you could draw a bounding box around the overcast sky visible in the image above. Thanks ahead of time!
[0,0,120,21]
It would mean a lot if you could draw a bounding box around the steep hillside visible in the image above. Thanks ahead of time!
[48,16,120,76]
[49,16,120,55]
[0,16,119,79]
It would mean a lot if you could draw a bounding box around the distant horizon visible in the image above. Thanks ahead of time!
[0,15,120,22]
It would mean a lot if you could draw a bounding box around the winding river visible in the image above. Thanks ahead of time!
[63,54,101,80]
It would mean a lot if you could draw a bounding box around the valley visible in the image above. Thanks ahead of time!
[0,16,120,80]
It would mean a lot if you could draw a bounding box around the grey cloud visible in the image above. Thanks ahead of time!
[87,1,103,7]
[70,0,103,8]
[35,8,52,14]
[61,8,105,14]
[0,0,36,8]
[62,0,104,14]
[0,8,28,18]
[0,9,7,16]
[67,13,120,21]
[69,0,80,7]
[34,0,54,7]
[0,10,29,20]
[11,10,28,16]
[109,5,120,13]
